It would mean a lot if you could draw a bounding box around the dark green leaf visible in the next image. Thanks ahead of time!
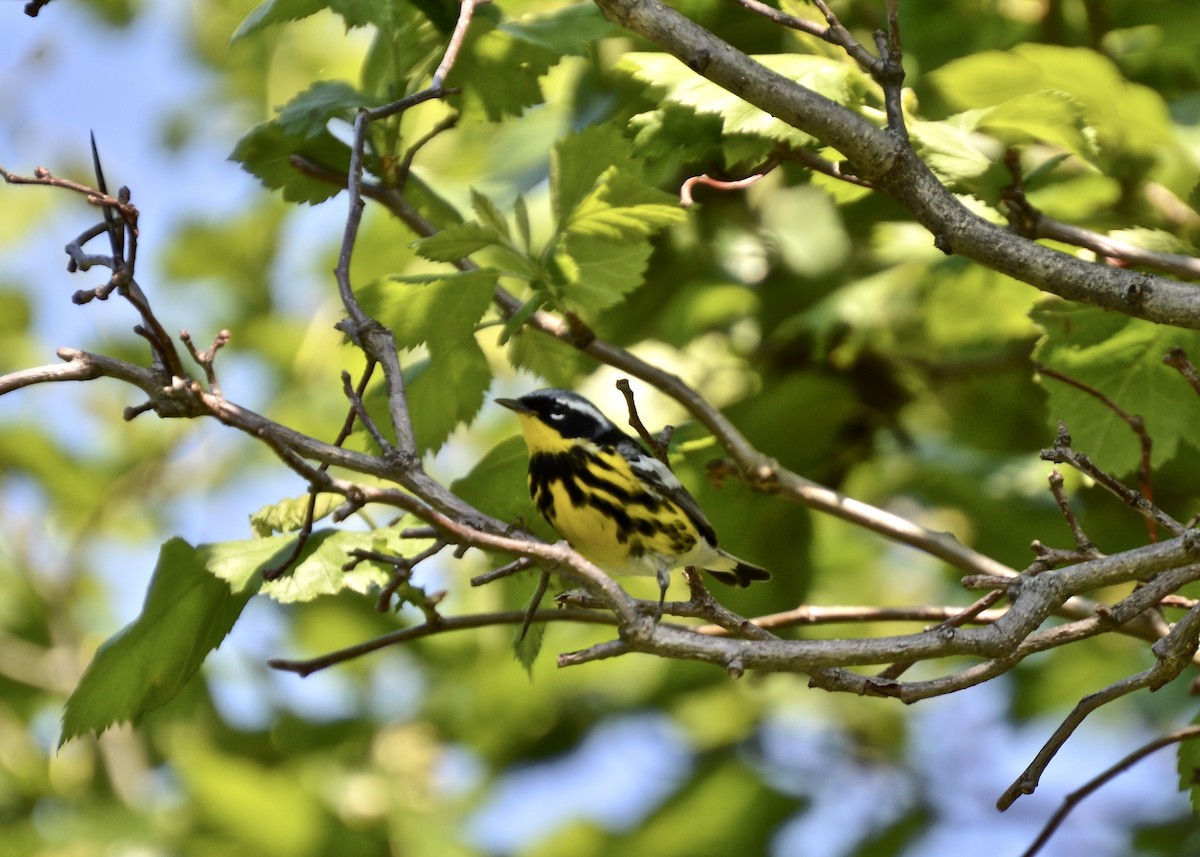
[229,121,352,204]
[404,338,493,453]
[1033,302,1200,475]
[446,17,558,121]
[498,3,612,55]
[506,328,588,388]
[230,0,328,43]
[60,538,261,744]
[275,81,378,139]
[413,221,504,263]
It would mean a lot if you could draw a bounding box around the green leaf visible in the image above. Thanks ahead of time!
[506,328,588,387]
[413,221,504,263]
[498,293,546,346]
[258,530,401,603]
[908,113,995,182]
[557,231,654,316]
[229,121,352,204]
[930,44,1173,157]
[513,605,546,677]
[543,133,688,318]
[451,434,550,537]
[230,0,327,43]
[978,91,1096,164]
[327,0,394,29]
[231,0,392,40]
[275,81,378,139]
[1032,302,1200,475]
[497,2,613,55]
[563,168,687,241]
[355,269,498,350]
[60,538,260,744]
[615,53,863,148]
[1177,719,1200,812]
[249,493,341,537]
[550,124,639,224]
[513,193,532,252]
[404,338,493,453]
[471,189,512,243]
[446,15,558,121]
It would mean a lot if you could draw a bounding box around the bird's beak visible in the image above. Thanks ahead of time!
[495,397,531,415]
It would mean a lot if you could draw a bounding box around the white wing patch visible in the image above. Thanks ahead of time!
[628,452,686,493]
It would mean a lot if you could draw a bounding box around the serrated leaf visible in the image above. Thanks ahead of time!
[446,15,558,121]
[1177,721,1200,811]
[230,0,327,43]
[979,91,1096,164]
[558,232,654,316]
[930,44,1173,156]
[404,338,493,453]
[615,53,863,148]
[276,81,378,139]
[60,538,263,744]
[908,113,995,182]
[497,2,612,55]
[513,606,546,676]
[563,167,687,241]
[327,0,394,29]
[1032,302,1200,475]
[551,125,639,224]
[258,529,400,603]
[471,189,512,243]
[414,221,504,263]
[231,0,392,40]
[229,121,352,204]
[513,193,532,252]
[498,294,546,345]
[250,492,341,537]
[356,269,498,350]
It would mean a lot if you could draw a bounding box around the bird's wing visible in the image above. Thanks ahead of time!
[620,440,719,546]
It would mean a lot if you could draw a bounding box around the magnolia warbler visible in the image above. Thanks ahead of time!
[496,388,770,608]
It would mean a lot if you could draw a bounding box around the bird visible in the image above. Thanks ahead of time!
[496,388,770,612]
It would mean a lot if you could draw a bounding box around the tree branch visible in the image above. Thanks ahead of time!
[590,0,1200,329]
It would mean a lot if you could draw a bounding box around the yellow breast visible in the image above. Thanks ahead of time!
[524,440,704,576]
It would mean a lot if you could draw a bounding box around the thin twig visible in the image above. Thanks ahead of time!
[998,601,1200,809]
[680,157,780,207]
[519,571,551,641]
[269,606,618,676]
[615,378,672,463]
[1019,725,1200,857]
[1164,348,1200,396]
[1042,421,1182,538]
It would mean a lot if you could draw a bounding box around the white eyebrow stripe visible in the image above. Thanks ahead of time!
[559,396,612,427]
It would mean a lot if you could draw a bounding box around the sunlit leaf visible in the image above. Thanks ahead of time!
[356,269,498,350]
[60,538,263,744]
[250,493,342,537]
[1033,302,1200,475]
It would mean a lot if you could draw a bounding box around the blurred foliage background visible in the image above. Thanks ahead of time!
[3,0,1200,854]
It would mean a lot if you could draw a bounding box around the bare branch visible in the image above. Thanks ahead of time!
[1041,422,1184,538]
[998,601,1200,810]
[269,607,618,676]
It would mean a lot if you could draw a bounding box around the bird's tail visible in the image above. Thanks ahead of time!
[704,550,771,588]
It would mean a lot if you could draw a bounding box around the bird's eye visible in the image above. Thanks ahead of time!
[548,405,565,421]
